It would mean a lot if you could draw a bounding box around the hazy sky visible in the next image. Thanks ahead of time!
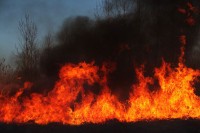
[0,0,99,61]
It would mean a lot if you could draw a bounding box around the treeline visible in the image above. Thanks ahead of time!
[1,0,200,95]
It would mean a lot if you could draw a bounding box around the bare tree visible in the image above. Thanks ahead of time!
[114,0,135,15]
[43,30,55,50]
[103,0,114,17]
[41,30,55,63]
[100,0,136,17]
[16,13,39,81]
[0,58,14,84]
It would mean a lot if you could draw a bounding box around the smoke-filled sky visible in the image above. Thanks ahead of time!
[0,0,98,60]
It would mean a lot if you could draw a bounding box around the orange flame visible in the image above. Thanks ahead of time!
[0,2,199,126]
[0,43,200,125]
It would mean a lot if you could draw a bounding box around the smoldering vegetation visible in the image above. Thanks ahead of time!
[1,0,200,98]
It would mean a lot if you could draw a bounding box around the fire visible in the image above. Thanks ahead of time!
[0,41,200,125]
[0,1,200,126]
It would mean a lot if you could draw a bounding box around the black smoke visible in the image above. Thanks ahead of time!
[38,0,200,100]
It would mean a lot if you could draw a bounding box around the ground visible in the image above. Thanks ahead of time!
[1,119,200,133]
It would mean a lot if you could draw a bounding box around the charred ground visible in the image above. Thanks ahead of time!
[1,119,200,133]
